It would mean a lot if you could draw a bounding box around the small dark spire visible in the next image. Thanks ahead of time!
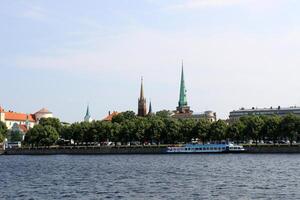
[138,77,147,117]
[148,101,153,115]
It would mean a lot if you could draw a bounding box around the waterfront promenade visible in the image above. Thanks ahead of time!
[4,144,300,155]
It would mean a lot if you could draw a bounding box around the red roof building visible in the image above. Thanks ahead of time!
[103,111,119,121]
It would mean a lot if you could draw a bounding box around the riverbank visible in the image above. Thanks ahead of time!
[3,146,166,155]
[4,145,300,155]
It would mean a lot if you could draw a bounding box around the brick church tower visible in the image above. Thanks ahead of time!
[138,77,147,117]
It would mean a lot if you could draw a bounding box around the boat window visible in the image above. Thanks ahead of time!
[185,148,188,150]
[199,148,202,150]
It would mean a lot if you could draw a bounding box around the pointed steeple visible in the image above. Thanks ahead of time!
[84,104,92,122]
[139,77,145,100]
[178,60,188,107]
[138,77,147,117]
[148,100,153,115]
[176,60,191,114]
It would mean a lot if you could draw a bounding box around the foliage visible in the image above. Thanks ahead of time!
[25,124,59,147]
[0,121,7,143]
[280,114,300,145]
[111,111,136,123]
[242,116,264,145]
[193,119,211,144]
[156,110,173,118]
[24,111,300,146]
[39,118,62,133]
[227,120,245,144]
[209,120,228,142]
[10,130,23,142]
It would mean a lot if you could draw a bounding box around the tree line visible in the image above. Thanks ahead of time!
[19,111,300,147]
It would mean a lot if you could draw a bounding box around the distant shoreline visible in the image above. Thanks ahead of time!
[3,145,300,155]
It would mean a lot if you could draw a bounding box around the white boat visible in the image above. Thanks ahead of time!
[166,143,245,153]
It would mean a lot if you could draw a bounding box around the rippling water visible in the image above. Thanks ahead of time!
[0,154,300,199]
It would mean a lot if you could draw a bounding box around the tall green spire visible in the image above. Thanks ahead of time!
[178,60,188,107]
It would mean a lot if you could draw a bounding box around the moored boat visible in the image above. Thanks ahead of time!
[167,143,245,153]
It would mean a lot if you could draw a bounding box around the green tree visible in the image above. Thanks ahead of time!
[243,116,264,145]
[119,120,137,145]
[227,120,245,144]
[163,118,181,144]
[156,110,172,118]
[180,119,197,142]
[134,117,149,144]
[39,118,62,134]
[92,121,112,143]
[280,114,300,146]
[110,122,121,145]
[209,120,228,142]
[70,123,84,145]
[262,116,281,144]
[10,130,23,142]
[25,125,44,147]
[60,125,73,140]
[0,121,7,143]
[112,111,136,123]
[40,125,59,147]
[193,119,211,144]
[146,116,165,145]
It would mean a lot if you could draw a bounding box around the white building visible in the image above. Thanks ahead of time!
[229,106,300,122]
[0,106,53,130]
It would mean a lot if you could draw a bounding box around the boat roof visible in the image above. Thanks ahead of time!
[185,143,227,148]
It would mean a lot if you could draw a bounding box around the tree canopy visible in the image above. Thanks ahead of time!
[23,111,300,147]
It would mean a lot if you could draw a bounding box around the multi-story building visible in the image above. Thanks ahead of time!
[0,106,53,130]
[229,106,300,122]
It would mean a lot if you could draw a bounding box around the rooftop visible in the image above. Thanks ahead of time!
[231,106,300,113]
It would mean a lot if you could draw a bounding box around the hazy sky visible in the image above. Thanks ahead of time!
[1,0,300,122]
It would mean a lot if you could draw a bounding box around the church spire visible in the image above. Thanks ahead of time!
[140,77,145,100]
[138,77,147,117]
[176,60,191,114]
[84,104,92,122]
[178,60,188,107]
[148,100,153,115]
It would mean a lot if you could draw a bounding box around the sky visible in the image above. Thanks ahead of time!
[1,0,300,122]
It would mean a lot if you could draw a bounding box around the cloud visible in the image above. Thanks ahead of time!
[22,5,47,21]
[165,0,282,12]
[169,0,242,9]
[15,28,300,77]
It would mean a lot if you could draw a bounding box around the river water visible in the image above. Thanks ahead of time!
[0,154,299,199]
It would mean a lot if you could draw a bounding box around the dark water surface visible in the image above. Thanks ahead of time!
[1,154,300,199]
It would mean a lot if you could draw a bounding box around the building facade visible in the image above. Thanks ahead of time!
[103,111,119,121]
[0,106,53,130]
[229,106,300,122]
